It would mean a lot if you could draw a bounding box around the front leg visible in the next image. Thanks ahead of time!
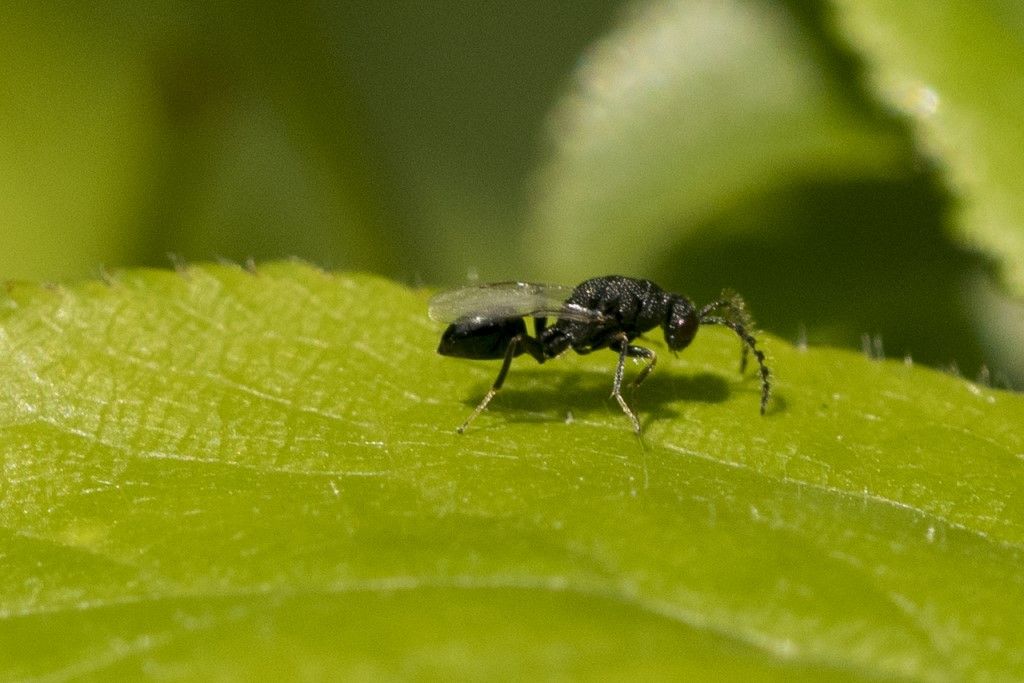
[700,293,754,374]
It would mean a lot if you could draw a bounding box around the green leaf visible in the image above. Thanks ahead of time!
[830,0,1024,296]
[527,0,907,281]
[0,5,157,280]
[1,263,1022,679]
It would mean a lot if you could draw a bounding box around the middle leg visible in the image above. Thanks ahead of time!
[609,333,656,435]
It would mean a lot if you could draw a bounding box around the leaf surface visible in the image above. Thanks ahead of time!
[1,263,1022,679]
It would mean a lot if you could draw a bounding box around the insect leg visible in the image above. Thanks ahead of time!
[457,334,543,433]
[700,293,754,374]
[610,333,642,435]
[701,316,771,415]
[627,345,657,389]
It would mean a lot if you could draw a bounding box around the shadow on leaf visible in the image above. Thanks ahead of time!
[457,369,733,428]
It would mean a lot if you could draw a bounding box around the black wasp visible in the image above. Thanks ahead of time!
[428,275,771,434]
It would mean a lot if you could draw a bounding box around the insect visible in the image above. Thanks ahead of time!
[428,275,771,434]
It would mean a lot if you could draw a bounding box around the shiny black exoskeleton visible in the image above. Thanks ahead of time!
[430,275,771,434]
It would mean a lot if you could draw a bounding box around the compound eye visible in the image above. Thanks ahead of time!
[665,305,698,350]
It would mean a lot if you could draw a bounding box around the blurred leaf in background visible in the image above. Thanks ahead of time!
[528,0,908,276]
[1,4,158,280]
[1,0,1021,385]
[828,0,1024,393]
[0,1,620,281]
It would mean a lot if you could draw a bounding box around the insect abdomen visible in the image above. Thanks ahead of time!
[437,318,528,359]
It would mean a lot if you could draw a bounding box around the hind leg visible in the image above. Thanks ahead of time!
[457,334,544,433]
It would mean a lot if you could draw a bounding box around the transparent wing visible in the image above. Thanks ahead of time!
[428,281,606,324]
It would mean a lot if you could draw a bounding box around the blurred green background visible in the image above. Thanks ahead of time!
[2,1,1022,387]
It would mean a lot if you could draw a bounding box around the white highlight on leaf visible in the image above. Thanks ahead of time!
[896,83,940,118]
